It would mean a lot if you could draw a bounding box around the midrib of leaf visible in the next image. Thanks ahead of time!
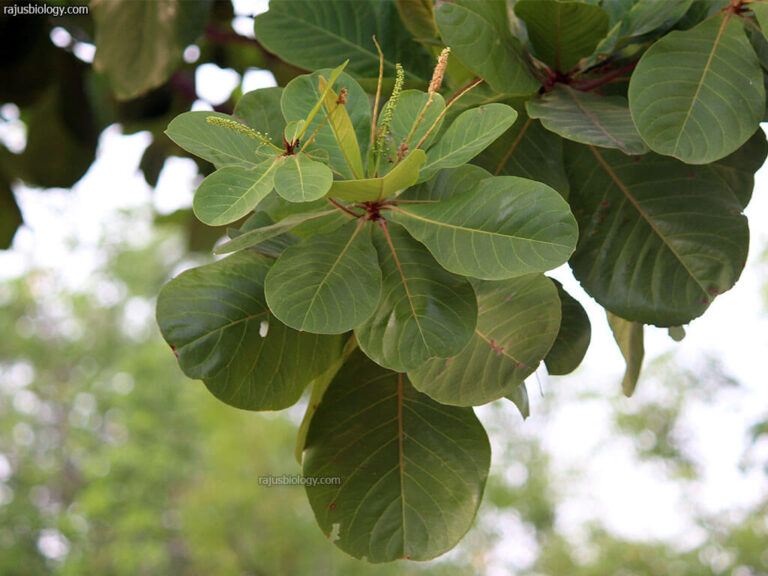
[495,117,532,175]
[301,220,365,331]
[397,373,407,555]
[672,13,731,156]
[474,329,524,364]
[177,311,269,352]
[294,156,307,198]
[381,222,430,353]
[564,87,624,149]
[588,145,708,296]
[391,206,572,248]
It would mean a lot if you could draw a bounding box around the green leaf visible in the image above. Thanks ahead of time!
[750,1,768,41]
[319,77,364,179]
[156,252,345,410]
[544,280,591,376]
[401,164,493,202]
[506,384,530,420]
[295,62,347,142]
[265,222,381,334]
[434,0,540,94]
[328,150,426,202]
[233,86,286,141]
[391,176,578,280]
[668,325,686,342]
[166,112,272,169]
[527,86,648,155]
[565,144,749,326]
[92,0,211,100]
[303,350,490,563]
[273,154,334,203]
[0,176,22,250]
[193,160,278,226]
[418,104,518,183]
[397,0,438,38]
[409,275,561,406]
[282,70,371,180]
[389,90,446,152]
[473,111,570,198]
[606,312,644,397]
[253,0,432,84]
[629,13,765,164]
[214,209,340,255]
[705,127,767,208]
[621,0,693,37]
[355,223,477,372]
[515,0,609,72]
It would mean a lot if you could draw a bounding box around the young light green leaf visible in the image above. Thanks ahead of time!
[418,104,518,183]
[389,90,446,151]
[409,275,561,406]
[355,223,477,372]
[328,150,426,202]
[282,69,371,179]
[318,77,364,178]
[193,160,278,226]
[265,221,381,334]
[296,62,347,141]
[544,280,591,376]
[273,153,334,203]
[303,350,490,562]
[606,312,644,397]
[515,0,609,72]
[156,252,345,410]
[391,176,578,280]
[527,86,647,155]
[629,13,764,164]
[166,111,272,169]
[434,0,540,94]
[565,143,749,326]
[284,120,305,144]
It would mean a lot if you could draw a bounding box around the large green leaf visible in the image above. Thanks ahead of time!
[214,209,340,255]
[391,176,578,280]
[401,165,493,202]
[273,153,334,203]
[621,0,693,37]
[418,103,518,182]
[303,350,490,562]
[92,0,211,99]
[156,252,344,410]
[388,90,446,152]
[166,112,272,169]
[328,150,426,202]
[397,0,438,38]
[282,70,371,180]
[355,223,477,372]
[265,222,381,334]
[606,312,644,397]
[705,127,768,208]
[409,275,561,406]
[193,160,278,226]
[565,144,749,326]
[473,111,570,198]
[629,13,764,164]
[434,0,540,94]
[544,280,591,376]
[527,86,647,155]
[253,0,432,84]
[515,0,609,72]
[233,87,286,142]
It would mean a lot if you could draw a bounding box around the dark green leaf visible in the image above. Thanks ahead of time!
[629,13,764,164]
[606,312,644,397]
[409,275,561,406]
[303,350,490,562]
[265,221,381,334]
[544,280,592,376]
[355,223,477,372]
[401,165,493,202]
[193,161,278,226]
[750,2,768,40]
[418,103,518,182]
[515,0,609,72]
[397,0,438,38]
[705,127,768,208]
[434,0,540,94]
[527,86,647,155]
[156,252,345,410]
[0,177,22,250]
[92,0,211,99]
[391,176,578,280]
[506,384,530,420]
[565,144,749,326]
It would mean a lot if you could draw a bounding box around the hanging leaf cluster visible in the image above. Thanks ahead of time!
[156,0,768,563]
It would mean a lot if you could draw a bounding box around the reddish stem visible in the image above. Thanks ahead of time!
[573,61,638,92]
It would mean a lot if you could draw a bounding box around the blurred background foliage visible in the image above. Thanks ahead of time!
[2,0,768,573]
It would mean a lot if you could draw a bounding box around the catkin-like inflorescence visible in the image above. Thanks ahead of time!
[206,116,271,144]
[374,63,405,157]
[429,47,450,94]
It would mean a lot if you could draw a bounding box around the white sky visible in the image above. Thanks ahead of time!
[1,3,768,569]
